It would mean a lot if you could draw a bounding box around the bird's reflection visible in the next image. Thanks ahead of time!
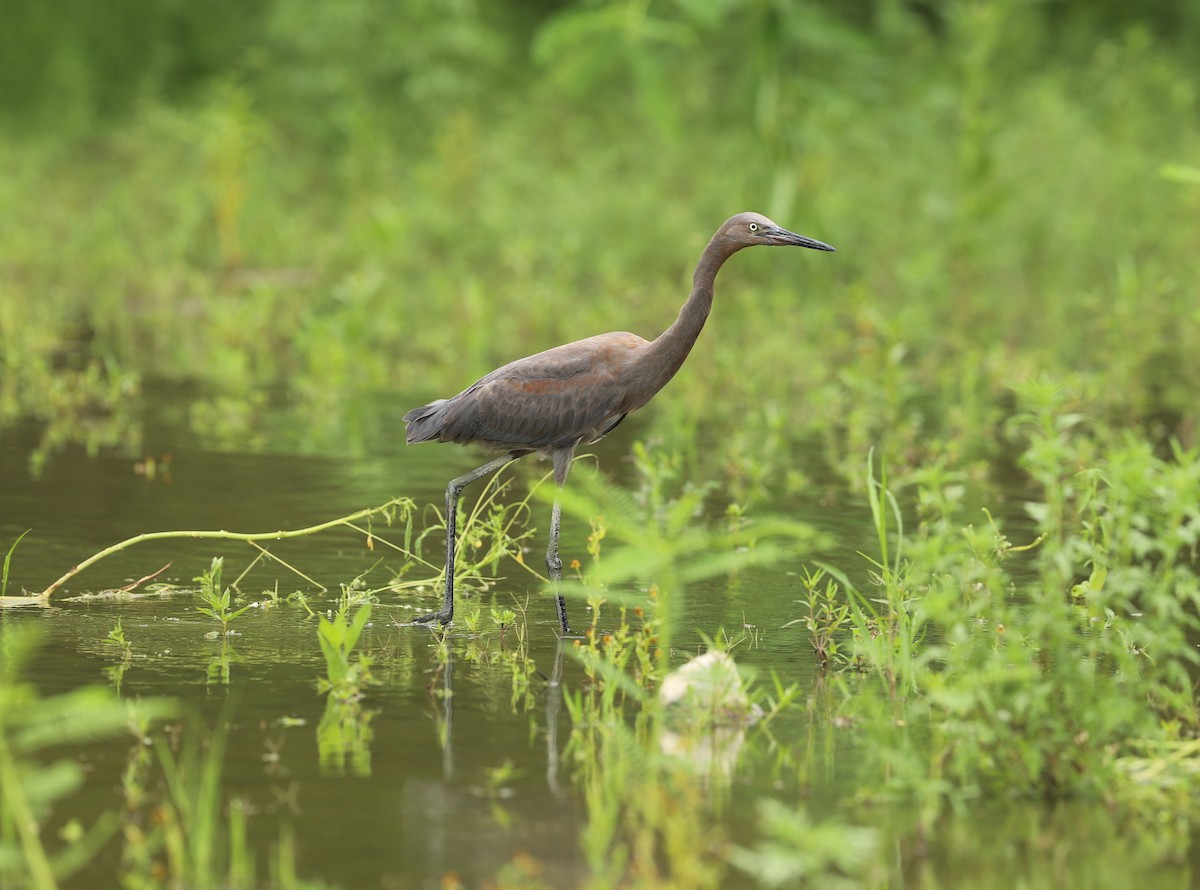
[545,643,566,797]
[430,637,455,777]
[427,634,568,793]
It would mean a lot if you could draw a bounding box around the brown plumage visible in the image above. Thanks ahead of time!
[404,211,835,634]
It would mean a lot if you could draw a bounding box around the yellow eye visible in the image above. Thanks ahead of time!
[749,222,759,232]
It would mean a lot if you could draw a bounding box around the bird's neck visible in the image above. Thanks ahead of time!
[633,236,738,400]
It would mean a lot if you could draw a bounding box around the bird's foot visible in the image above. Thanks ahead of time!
[411,610,452,627]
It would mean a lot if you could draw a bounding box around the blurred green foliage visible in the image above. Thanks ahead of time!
[1,0,1198,488]
[2,0,1198,132]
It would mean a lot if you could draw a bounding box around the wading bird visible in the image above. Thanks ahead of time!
[404,212,835,634]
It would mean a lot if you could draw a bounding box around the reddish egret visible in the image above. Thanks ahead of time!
[404,212,835,633]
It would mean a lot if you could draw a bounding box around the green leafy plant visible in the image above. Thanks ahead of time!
[104,619,133,661]
[825,452,926,702]
[314,602,376,776]
[194,557,254,635]
[317,602,374,704]
[783,567,850,668]
[490,605,517,644]
[102,619,135,692]
[818,409,1200,832]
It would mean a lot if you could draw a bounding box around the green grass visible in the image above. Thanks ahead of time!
[2,6,1198,492]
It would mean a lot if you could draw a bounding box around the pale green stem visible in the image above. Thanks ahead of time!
[37,499,413,600]
[0,734,58,890]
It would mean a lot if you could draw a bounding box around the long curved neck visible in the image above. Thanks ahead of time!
[630,235,739,403]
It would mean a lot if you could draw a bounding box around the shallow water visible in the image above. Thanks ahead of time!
[0,388,870,888]
[3,391,1194,889]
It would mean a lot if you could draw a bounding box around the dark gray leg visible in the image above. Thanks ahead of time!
[546,496,572,635]
[547,449,576,636]
[414,452,519,626]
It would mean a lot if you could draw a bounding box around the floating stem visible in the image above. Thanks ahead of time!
[36,498,418,600]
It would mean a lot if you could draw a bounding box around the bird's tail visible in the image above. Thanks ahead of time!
[402,399,448,444]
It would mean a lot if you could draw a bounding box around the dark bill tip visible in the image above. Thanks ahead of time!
[770,227,836,252]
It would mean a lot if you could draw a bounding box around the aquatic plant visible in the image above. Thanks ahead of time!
[0,530,29,599]
[121,706,325,889]
[539,470,835,887]
[4,2,1200,884]
[314,595,378,773]
[316,695,375,778]
[812,406,1200,831]
[102,619,135,693]
[37,497,423,601]
[564,602,724,889]
[826,453,927,703]
[103,618,133,661]
[194,557,255,635]
[0,627,177,889]
[726,799,881,889]
[316,602,375,704]
[783,567,850,668]
[399,462,544,620]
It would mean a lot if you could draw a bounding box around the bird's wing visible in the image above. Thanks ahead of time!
[436,332,647,450]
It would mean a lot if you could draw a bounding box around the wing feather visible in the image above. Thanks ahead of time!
[412,332,647,451]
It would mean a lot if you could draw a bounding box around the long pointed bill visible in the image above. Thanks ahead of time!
[768,227,836,251]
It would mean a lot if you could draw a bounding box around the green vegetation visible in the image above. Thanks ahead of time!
[3,1,1197,491]
[316,600,374,704]
[4,0,1200,886]
[194,557,255,635]
[120,705,326,889]
[103,619,133,661]
[1,532,29,599]
[475,427,1200,887]
[0,627,176,889]
[830,392,1200,821]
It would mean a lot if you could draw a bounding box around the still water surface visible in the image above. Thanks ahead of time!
[0,390,869,888]
[2,391,1190,889]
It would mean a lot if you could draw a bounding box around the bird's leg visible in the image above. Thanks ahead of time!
[414,452,519,627]
[547,448,577,636]
[546,495,573,635]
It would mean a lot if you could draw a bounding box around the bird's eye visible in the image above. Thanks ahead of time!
[748,222,759,232]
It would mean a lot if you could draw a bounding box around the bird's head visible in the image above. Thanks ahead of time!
[719,212,835,252]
